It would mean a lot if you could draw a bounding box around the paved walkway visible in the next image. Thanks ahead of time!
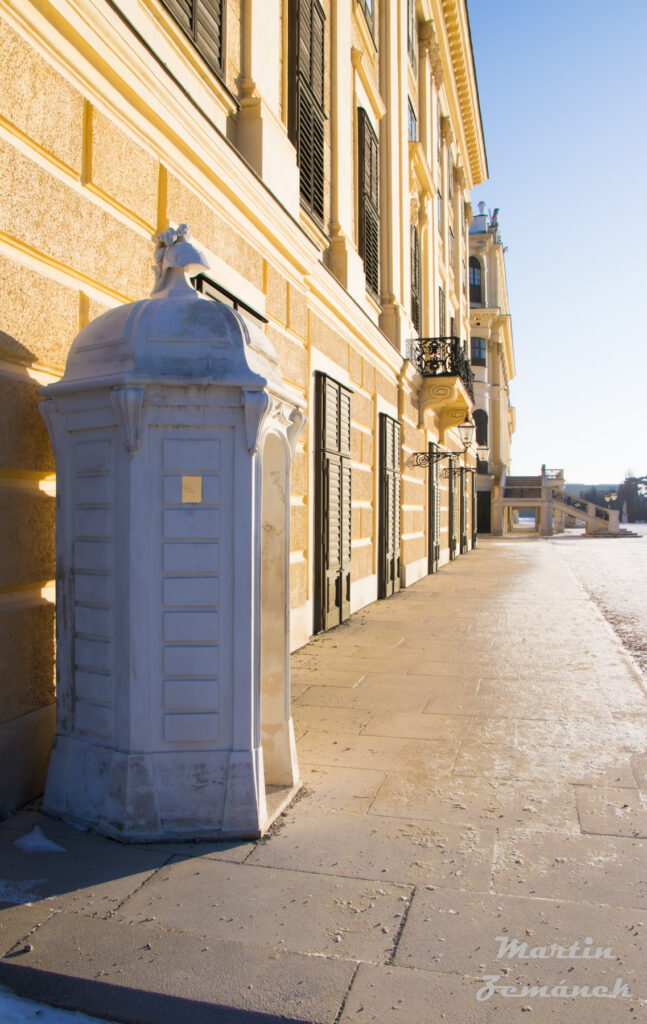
[1,537,646,1023]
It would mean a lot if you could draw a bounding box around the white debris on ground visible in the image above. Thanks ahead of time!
[556,523,647,679]
[0,987,111,1023]
[0,880,45,904]
[13,828,66,855]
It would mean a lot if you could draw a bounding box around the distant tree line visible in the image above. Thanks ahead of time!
[617,473,647,523]
[572,474,647,522]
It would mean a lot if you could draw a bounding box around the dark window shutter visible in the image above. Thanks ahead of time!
[161,0,224,76]
[438,286,446,335]
[411,224,421,334]
[407,0,417,66]
[290,0,326,225]
[474,409,488,447]
[379,414,401,598]
[310,2,324,107]
[358,108,380,299]
[315,373,353,632]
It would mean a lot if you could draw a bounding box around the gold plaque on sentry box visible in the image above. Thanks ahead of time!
[181,475,202,503]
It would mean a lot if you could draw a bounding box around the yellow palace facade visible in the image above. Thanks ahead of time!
[0,0,487,814]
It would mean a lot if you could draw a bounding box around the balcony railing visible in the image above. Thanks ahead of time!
[552,490,588,513]
[504,486,542,498]
[411,336,474,400]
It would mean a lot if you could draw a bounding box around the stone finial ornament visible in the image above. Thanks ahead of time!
[151,222,209,294]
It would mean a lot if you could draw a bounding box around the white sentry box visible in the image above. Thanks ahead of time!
[40,228,305,840]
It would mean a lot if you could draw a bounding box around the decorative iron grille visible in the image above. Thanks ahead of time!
[503,487,542,498]
[410,336,474,400]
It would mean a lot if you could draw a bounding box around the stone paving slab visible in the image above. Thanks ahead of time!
[369,773,582,833]
[0,911,355,1024]
[492,830,647,909]
[454,739,637,787]
[574,785,647,838]
[299,765,386,814]
[340,961,643,1023]
[290,668,367,689]
[248,807,495,891]
[0,904,55,958]
[297,732,459,773]
[295,683,432,712]
[362,710,516,745]
[291,705,375,738]
[631,753,647,791]
[112,856,411,963]
[393,887,647,991]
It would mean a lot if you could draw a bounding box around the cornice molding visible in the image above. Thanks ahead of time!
[437,0,487,186]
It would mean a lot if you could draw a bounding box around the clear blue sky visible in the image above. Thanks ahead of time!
[467,1,647,484]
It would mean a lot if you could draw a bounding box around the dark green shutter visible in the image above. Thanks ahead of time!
[459,467,468,553]
[315,373,352,632]
[290,0,325,225]
[428,442,440,573]
[411,225,421,334]
[448,457,458,559]
[471,469,478,548]
[358,108,380,299]
[161,0,224,75]
[379,415,401,599]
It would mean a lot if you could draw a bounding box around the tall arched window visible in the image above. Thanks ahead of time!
[474,408,488,447]
[469,256,482,304]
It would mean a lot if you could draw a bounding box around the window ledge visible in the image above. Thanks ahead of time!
[142,0,237,119]
[298,207,329,251]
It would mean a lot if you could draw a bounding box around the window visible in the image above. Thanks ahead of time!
[193,274,268,325]
[448,227,454,266]
[448,155,454,202]
[473,409,488,447]
[471,336,486,366]
[411,225,421,334]
[289,0,326,225]
[438,286,446,336]
[161,0,225,76]
[437,191,443,235]
[462,259,467,296]
[358,0,374,36]
[437,106,442,164]
[449,316,456,340]
[407,0,417,67]
[407,98,417,142]
[469,256,482,304]
[358,108,380,299]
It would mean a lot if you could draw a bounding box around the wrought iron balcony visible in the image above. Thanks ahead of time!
[411,336,474,400]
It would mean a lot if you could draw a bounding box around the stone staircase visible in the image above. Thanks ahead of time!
[551,489,637,536]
